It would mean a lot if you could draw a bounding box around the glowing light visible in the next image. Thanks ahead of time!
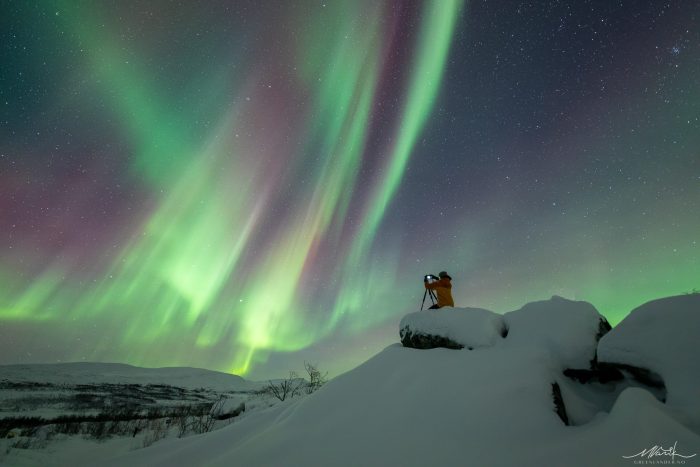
[4,0,697,380]
[0,1,465,376]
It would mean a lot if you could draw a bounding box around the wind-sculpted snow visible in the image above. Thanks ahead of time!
[598,293,700,432]
[94,296,700,466]
[501,296,610,369]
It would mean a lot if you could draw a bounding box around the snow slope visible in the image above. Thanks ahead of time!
[103,296,700,467]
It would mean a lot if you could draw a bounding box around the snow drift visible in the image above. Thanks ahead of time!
[103,295,700,467]
[598,294,700,433]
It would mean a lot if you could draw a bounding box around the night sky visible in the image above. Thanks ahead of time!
[1,0,698,380]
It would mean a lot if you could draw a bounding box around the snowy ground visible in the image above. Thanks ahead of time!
[0,363,280,466]
[2,295,699,467]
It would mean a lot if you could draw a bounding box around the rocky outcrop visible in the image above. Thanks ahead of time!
[399,307,505,350]
[400,295,697,431]
[597,294,699,431]
[399,297,608,359]
[551,382,569,426]
[105,294,700,467]
[501,296,608,369]
[557,294,699,428]
[399,328,464,349]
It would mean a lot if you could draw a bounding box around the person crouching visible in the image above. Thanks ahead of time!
[424,271,454,309]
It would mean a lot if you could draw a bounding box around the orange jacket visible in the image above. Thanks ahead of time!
[425,278,454,307]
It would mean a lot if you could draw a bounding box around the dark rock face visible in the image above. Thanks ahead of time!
[598,362,666,392]
[399,326,464,350]
[551,382,569,426]
[564,316,618,382]
[563,367,624,385]
[595,317,612,341]
[560,315,669,425]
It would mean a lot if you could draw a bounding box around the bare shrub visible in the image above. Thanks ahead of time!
[175,405,193,438]
[141,419,168,448]
[173,397,227,437]
[264,372,305,401]
[0,416,45,438]
[1,393,239,448]
[8,430,48,450]
[10,437,34,450]
[189,412,216,434]
[303,362,328,394]
[214,401,245,421]
[86,421,107,440]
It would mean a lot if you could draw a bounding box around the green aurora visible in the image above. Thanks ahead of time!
[1,0,698,379]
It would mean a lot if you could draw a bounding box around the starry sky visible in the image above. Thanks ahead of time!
[1,0,698,380]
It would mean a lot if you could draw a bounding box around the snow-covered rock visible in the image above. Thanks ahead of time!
[399,307,505,350]
[598,293,700,432]
[538,387,700,465]
[502,296,610,369]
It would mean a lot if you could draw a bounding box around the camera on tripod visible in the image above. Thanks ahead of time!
[421,273,439,310]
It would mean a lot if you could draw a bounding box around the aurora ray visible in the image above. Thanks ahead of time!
[1,0,698,379]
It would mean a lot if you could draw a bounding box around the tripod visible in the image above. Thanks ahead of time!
[420,287,438,311]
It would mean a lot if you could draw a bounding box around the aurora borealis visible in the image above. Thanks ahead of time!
[1,0,699,379]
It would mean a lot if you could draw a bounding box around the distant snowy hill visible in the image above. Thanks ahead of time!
[0,362,261,466]
[103,295,700,467]
[0,362,251,392]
